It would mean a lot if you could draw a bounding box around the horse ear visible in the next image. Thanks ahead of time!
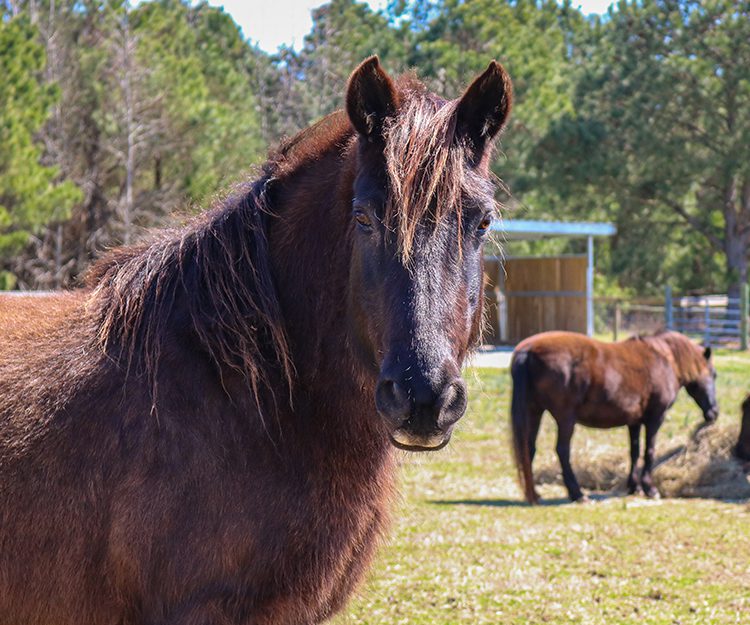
[703,346,712,360]
[346,56,399,140]
[456,60,513,166]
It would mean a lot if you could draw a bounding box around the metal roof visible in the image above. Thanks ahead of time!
[491,219,617,240]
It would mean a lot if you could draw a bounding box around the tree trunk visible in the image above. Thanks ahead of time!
[725,234,748,302]
[723,176,749,302]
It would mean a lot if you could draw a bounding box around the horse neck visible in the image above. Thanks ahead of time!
[265,137,381,426]
[651,334,698,386]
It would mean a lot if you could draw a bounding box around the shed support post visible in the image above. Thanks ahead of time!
[586,235,594,337]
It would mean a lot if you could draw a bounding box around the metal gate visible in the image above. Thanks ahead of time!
[666,285,749,349]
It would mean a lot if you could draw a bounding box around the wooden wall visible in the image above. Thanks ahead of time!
[484,256,587,344]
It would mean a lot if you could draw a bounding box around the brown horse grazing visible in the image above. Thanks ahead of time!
[510,330,718,504]
[0,57,512,624]
[735,395,750,461]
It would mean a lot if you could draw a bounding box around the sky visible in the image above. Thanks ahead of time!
[205,0,616,53]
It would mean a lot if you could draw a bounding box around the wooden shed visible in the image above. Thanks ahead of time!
[483,220,616,344]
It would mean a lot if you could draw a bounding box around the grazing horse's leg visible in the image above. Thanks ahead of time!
[627,423,642,495]
[528,407,544,466]
[641,414,665,499]
[555,415,584,502]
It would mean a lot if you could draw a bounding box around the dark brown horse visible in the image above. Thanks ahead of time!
[735,395,750,462]
[0,58,512,624]
[510,330,718,504]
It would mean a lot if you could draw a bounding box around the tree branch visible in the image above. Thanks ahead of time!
[659,197,724,252]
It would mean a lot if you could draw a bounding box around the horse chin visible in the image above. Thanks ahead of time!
[389,428,450,452]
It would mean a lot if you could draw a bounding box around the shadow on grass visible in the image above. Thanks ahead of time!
[429,493,618,508]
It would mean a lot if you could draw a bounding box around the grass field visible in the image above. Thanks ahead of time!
[333,350,750,625]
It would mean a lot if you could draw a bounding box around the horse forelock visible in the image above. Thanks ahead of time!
[382,81,497,262]
[266,76,497,265]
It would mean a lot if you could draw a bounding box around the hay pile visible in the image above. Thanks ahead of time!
[655,423,750,499]
[535,423,750,500]
[536,448,628,493]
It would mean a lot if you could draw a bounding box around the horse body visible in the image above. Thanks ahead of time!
[0,127,396,625]
[510,331,718,503]
[514,331,680,430]
[0,58,512,624]
[0,293,393,625]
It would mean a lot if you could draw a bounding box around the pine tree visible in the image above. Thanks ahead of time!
[0,15,80,288]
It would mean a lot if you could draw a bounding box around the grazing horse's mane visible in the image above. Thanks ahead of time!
[631,330,706,383]
[84,72,494,407]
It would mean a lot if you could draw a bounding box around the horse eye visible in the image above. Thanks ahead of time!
[353,210,373,230]
[477,215,493,234]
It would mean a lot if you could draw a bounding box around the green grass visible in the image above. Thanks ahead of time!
[332,350,750,624]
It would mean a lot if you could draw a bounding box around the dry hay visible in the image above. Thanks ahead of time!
[655,423,750,499]
[535,423,750,500]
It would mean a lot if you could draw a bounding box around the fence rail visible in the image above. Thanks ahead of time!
[595,284,749,350]
[666,284,749,349]
[0,291,54,297]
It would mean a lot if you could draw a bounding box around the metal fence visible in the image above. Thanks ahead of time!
[594,297,665,340]
[0,291,54,297]
[666,285,749,349]
[594,284,750,350]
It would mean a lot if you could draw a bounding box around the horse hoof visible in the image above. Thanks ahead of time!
[572,494,590,504]
[645,488,661,500]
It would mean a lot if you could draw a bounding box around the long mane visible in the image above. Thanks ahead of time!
[635,330,706,382]
[87,177,293,409]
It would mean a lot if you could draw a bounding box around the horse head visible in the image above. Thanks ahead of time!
[345,57,512,451]
[684,345,719,423]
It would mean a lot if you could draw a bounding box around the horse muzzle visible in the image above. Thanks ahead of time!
[375,371,468,452]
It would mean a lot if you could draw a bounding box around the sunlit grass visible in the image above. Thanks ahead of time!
[333,350,750,624]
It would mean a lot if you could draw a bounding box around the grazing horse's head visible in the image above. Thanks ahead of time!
[684,345,719,423]
[344,57,512,451]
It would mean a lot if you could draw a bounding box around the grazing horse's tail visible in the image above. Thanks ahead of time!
[510,351,539,505]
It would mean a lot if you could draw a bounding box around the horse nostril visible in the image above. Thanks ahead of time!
[437,379,467,427]
[375,378,410,423]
